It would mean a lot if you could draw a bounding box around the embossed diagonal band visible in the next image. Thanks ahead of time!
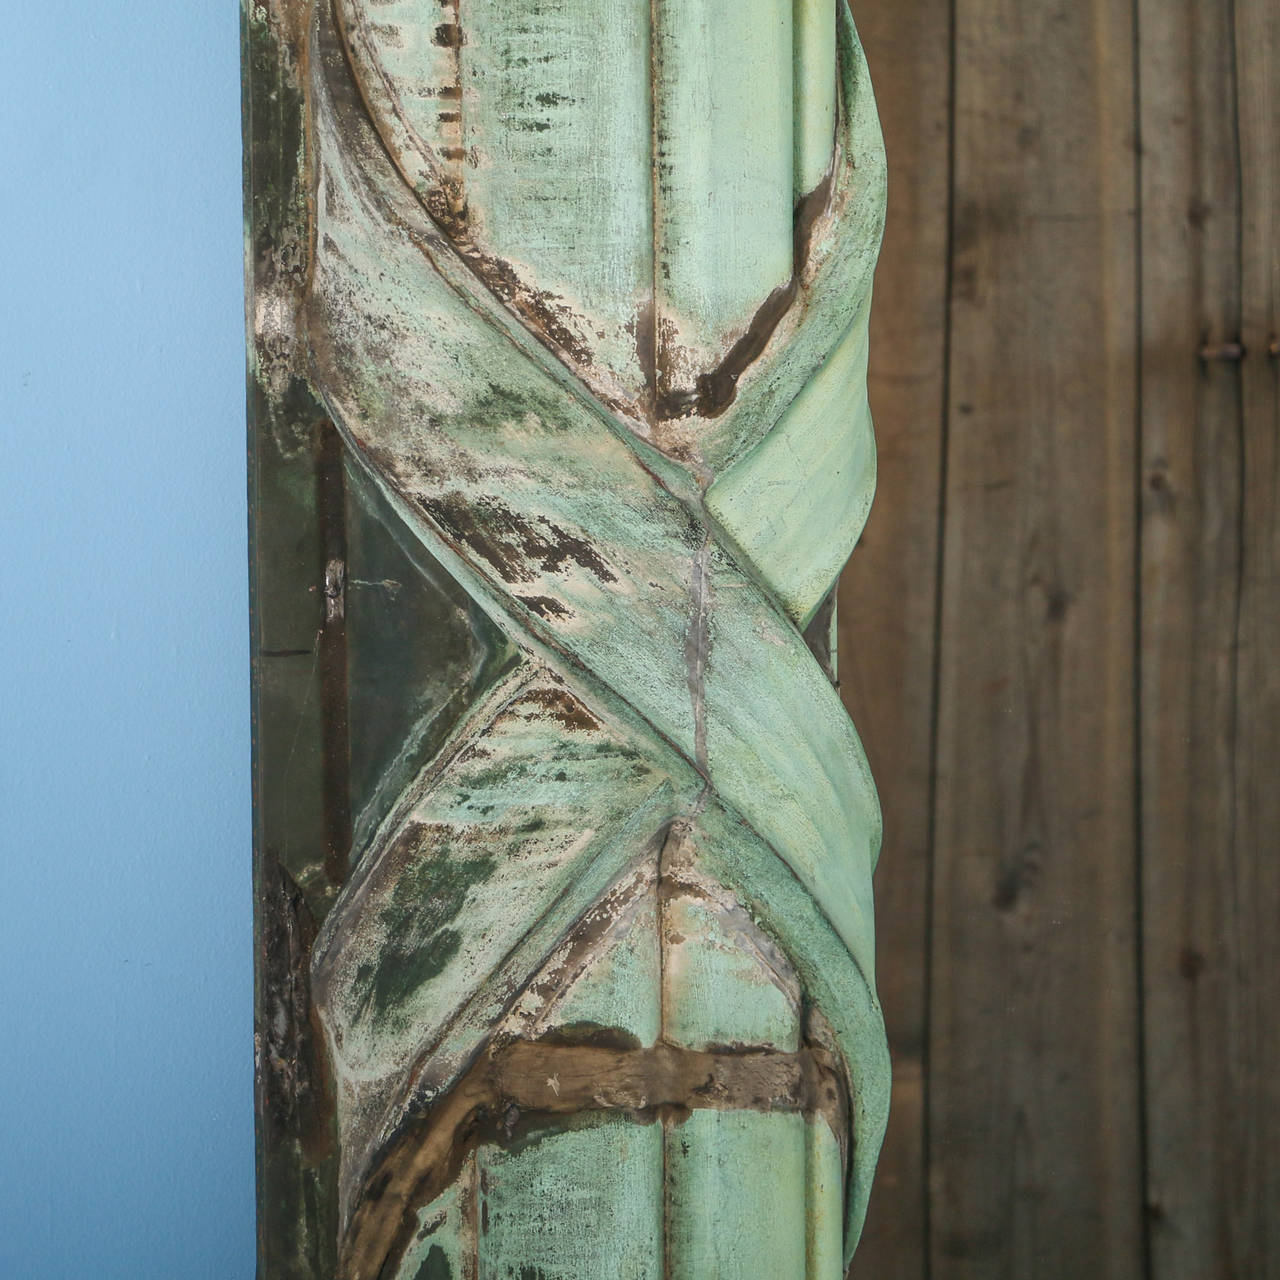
[268,1,892,1274]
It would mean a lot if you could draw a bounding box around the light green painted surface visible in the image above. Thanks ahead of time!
[531,878,663,1046]
[662,890,801,1052]
[653,0,794,384]
[807,1120,845,1279]
[395,1115,845,1280]
[700,6,886,472]
[392,1122,667,1279]
[793,0,838,198]
[459,0,653,401]
[301,0,889,1270]
[478,1119,664,1279]
[707,289,875,627]
[666,1110,809,1279]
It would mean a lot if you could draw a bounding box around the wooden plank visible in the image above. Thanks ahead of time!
[1136,3,1242,1274]
[1138,0,1280,1273]
[927,0,1143,1272]
[836,0,951,1273]
[1231,1,1280,1266]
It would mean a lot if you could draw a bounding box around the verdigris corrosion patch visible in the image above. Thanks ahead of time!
[246,0,888,1275]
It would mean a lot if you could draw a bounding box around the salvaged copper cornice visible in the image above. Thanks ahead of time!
[246,0,888,1274]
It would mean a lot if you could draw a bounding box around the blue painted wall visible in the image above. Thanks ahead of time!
[0,4,254,1276]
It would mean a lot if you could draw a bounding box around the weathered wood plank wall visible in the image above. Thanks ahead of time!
[841,0,1279,1276]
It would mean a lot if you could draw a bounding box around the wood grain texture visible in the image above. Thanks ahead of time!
[929,0,1143,1274]
[1231,5,1280,1264]
[1137,2,1244,1273]
[1139,1,1280,1275]
[843,0,1278,1274]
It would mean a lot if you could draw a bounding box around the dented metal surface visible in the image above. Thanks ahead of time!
[246,0,887,1274]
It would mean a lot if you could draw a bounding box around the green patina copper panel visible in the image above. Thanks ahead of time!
[245,0,887,1273]
[458,0,655,403]
[707,289,875,628]
[794,0,838,199]
[666,1110,810,1278]
[660,885,803,1053]
[477,1119,665,1278]
[653,0,795,397]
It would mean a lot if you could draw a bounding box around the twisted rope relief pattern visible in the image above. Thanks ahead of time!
[298,1,889,1274]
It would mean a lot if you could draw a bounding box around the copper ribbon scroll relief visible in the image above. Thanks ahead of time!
[245,0,888,1275]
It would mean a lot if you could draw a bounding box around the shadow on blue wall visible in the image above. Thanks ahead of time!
[0,3,254,1276]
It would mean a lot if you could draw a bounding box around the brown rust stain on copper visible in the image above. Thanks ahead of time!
[632,298,659,422]
[514,593,573,620]
[420,492,617,587]
[339,1036,847,1279]
[258,853,336,1165]
[329,0,844,453]
[520,685,602,732]
[655,168,836,422]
